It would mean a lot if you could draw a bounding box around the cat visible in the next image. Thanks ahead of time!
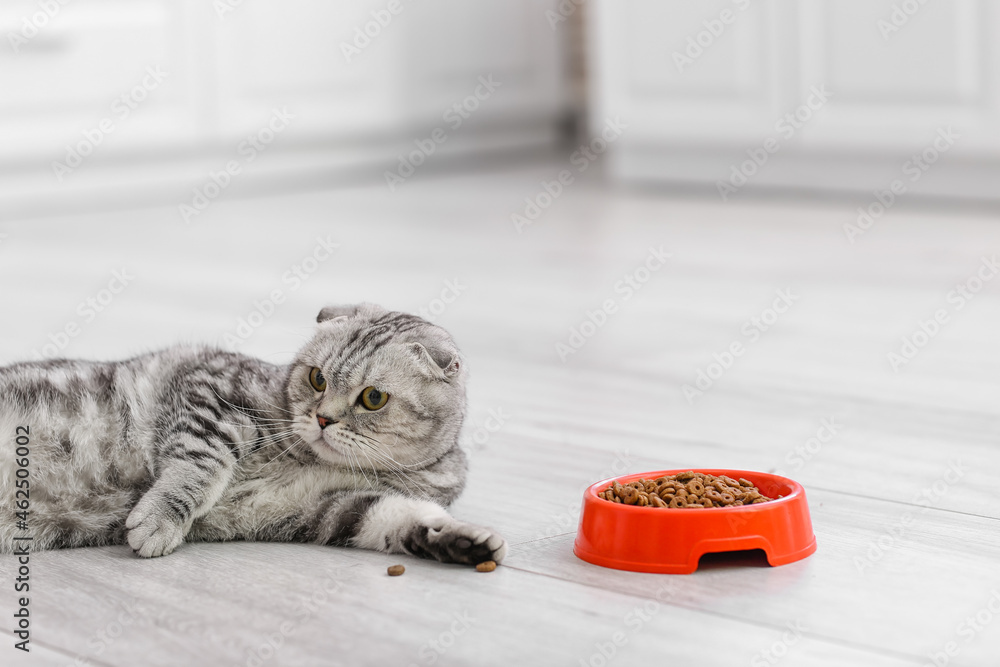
[0,303,506,565]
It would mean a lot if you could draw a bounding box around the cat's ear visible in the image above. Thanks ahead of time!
[317,304,360,323]
[406,342,462,380]
[317,303,387,323]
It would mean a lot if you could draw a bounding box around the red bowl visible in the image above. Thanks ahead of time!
[574,469,817,574]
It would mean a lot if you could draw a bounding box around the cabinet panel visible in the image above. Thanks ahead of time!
[591,0,785,145]
[626,0,762,97]
[214,0,403,140]
[816,0,979,104]
[793,0,992,151]
[0,0,199,160]
[400,0,564,125]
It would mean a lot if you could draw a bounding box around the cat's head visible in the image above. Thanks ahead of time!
[287,303,467,471]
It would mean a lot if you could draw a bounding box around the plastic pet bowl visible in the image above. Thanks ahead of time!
[574,469,817,574]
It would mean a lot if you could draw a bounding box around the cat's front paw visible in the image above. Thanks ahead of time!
[404,517,508,565]
[126,499,187,558]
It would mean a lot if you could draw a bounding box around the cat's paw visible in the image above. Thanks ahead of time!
[404,517,508,566]
[125,500,186,558]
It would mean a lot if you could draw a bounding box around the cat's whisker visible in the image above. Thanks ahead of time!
[253,396,297,417]
[210,390,272,415]
[207,417,300,432]
[209,389,296,426]
[354,441,425,493]
[332,430,386,492]
[240,431,299,451]
[249,433,307,475]
[340,433,432,494]
[345,445,377,492]
[354,441,382,487]
[356,432,440,470]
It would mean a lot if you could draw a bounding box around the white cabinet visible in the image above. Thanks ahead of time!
[213,0,405,141]
[0,0,201,164]
[213,0,567,146]
[590,0,1000,199]
[0,0,566,180]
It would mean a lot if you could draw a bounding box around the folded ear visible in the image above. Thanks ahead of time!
[406,342,462,380]
[317,304,361,323]
[317,302,389,323]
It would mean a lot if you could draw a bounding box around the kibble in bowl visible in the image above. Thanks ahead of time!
[598,471,781,509]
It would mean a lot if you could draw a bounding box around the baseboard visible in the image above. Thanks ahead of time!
[0,119,563,223]
[608,145,1000,206]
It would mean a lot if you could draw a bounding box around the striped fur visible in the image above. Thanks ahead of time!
[0,304,506,564]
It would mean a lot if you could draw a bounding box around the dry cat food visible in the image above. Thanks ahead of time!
[387,564,406,576]
[475,560,497,573]
[598,472,779,509]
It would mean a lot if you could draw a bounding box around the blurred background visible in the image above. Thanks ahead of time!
[0,0,998,426]
[2,0,998,219]
[1,0,997,445]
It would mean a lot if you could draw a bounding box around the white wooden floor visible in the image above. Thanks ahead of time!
[1,166,999,666]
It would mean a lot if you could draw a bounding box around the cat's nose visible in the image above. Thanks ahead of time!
[316,414,338,429]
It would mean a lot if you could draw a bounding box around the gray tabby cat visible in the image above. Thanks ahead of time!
[0,303,506,565]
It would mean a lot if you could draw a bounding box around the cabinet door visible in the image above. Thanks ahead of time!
[795,0,997,155]
[589,0,785,145]
[398,0,565,129]
[214,0,404,142]
[0,0,200,164]
[214,0,566,144]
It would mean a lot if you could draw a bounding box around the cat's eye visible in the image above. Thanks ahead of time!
[360,386,389,410]
[308,367,327,392]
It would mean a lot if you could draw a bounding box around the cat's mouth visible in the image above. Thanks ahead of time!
[313,427,363,464]
[291,420,353,465]
[316,429,347,451]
